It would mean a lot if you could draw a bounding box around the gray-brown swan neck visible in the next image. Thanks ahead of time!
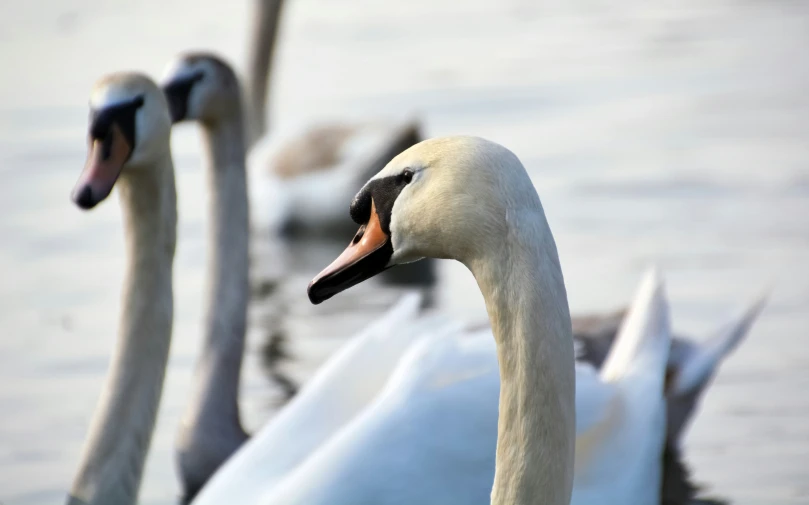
[68,157,177,505]
[183,113,250,435]
[245,0,285,145]
[466,210,576,505]
[204,115,248,172]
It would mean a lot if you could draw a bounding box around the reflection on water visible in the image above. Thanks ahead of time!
[1,0,809,504]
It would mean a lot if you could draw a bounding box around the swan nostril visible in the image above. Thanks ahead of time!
[101,133,114,160]
[352,226,366,245]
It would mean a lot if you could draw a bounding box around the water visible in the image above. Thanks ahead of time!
[1,0,808,503]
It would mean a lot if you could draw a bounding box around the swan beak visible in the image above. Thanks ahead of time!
[71,123,132,210]
[308,201,393,304]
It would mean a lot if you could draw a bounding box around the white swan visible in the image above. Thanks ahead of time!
[66,74,177,505]
[192,137,671,505]
[240,0,423,237]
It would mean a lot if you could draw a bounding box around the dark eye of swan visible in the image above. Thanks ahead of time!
[400,169,414,184]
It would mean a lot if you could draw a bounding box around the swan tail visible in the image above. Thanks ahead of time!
[599,267,672,389]
[669,292,768,395]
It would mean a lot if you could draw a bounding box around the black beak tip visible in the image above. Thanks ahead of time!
[307,280,329,305]
[72,185,98,210]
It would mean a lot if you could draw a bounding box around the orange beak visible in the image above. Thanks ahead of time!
[308,201,393,304]
[71,123,132,210]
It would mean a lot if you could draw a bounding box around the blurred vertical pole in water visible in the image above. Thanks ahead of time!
[244,0,285,147]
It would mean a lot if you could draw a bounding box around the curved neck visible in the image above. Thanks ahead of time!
[182,115,249,439]
[244,0,285,146]
[68,156,177,505]
[465,210,575,505]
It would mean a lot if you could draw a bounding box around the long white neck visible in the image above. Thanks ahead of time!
[466,211,575,505]
[180,115,249,448]
[68,156,177,505]
[244,0,285,146]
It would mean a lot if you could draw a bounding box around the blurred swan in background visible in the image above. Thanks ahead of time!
[241,0,424,237]
[66,74,178,505]
[161,55,251,502]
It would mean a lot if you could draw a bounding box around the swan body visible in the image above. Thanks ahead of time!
[193,269,669,505]
[193,136,672,505]
[192,291,449,505]
[66,74,177,505]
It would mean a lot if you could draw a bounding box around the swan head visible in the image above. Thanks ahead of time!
[161,53,241,124]
[71,73,172,210]
[308,136,538,304]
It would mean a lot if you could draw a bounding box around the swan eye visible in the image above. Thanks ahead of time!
[401,169,414,184]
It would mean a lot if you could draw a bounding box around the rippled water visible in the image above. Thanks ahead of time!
[1,0,808,503]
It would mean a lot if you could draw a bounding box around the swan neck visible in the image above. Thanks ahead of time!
[68,155,177,505]
[245,0,285,145]
[182,115,249,435]
[467,216,575,505]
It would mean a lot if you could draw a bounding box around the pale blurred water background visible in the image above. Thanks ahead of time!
[1,0,808,503]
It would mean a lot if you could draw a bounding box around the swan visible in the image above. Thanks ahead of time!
[160,55,252,501]
[302,136,670,505]
[66,74,177,505]
[159,50,437,499]
[191,136,670,505]
[240,0,423,237]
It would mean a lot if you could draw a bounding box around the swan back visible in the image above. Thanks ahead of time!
[260,327,502,505]
[192,293,434,505]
